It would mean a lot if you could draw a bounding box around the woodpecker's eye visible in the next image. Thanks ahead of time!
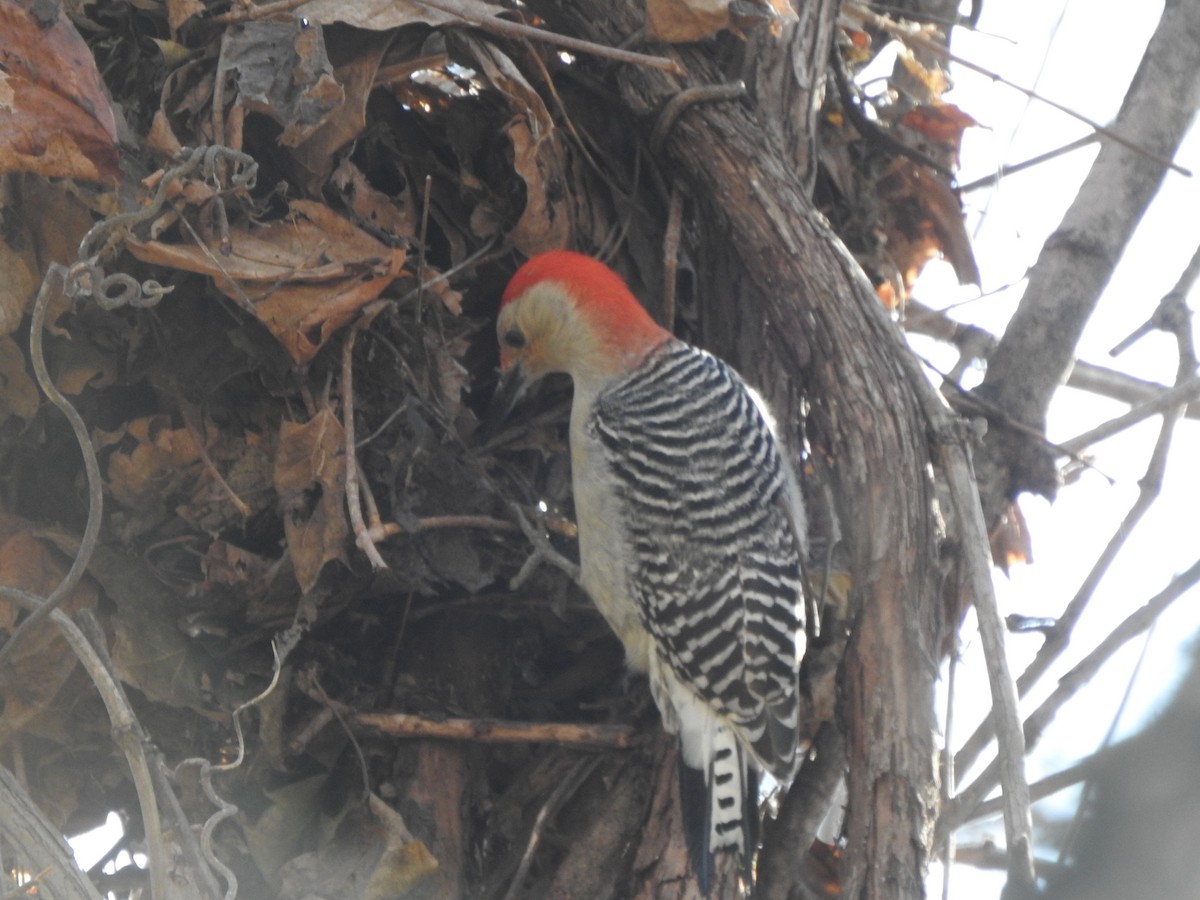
[502,327,526,349]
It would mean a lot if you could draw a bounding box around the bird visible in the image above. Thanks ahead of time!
[492,250,806,889]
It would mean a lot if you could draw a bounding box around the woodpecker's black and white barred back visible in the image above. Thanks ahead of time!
[588,341,806,868]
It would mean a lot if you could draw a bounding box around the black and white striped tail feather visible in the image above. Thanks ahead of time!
[679,723,755,895]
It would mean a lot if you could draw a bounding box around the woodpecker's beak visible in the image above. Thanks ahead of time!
[479,364,527,439]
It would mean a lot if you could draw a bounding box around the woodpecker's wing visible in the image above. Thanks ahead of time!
[587,341,805,775]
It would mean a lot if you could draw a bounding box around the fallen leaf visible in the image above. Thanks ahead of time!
[165,0,204,35]
[645,0,732,42]
[218,20,345,147]
[0,336,40,424]
[462,37,571,255]
[0,178,93,335]
[274,408,348,593]
[0,0,119,182]
[104,415,204,512]
[0,532,99,745]
[0,242,38,337]
[290,31,394,190]
[127,200,409,364]
[54,336,118,396]
[178,430,275,534]
[70,541,213,710]
[201,540,276,596]
[245,772,329,879]
[329,158,418,246]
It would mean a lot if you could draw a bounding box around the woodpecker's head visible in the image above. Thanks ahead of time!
[489,252,671,420]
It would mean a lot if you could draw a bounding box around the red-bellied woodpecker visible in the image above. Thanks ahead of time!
[494,250,806,886]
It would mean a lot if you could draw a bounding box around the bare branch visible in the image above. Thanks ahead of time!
[355,711,637,749]
[955,284,1196,789]
[946,556,1200,831]
[415,0,683,72]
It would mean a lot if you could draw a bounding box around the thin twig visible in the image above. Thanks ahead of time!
[0,269,103,671]
[962,755,1095,825]
[952,266,1197,801]
[504,757,600,900]
[288,706,336,754]
[940,639,958,900]
[304,672,372,801]
[0,589,168,900]
[841,4,1192,177]
[662,183,683,331]
[1061,368,1199,456]
[342,324,389,571]
[650,82,746,156]
[355,712,636,748]
[933,425,1035,893]
[508,503,582,587]
[1054,618,1155,867]
[210,0,310,23]
[380,514,518,535]
[180,407,252,519]
[945,556,1200,832]
[904,300,1200,420]
[415,175,433,324]
[954,371,1196,774]
[415,0,683,72]
[957,134,1098,193]
[1109,242,1200,357]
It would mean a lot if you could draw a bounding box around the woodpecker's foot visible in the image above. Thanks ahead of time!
[509,503,582,588]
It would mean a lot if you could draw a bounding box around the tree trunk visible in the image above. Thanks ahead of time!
[539,2,944,896]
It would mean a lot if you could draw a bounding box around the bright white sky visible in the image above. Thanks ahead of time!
[907,0,1200,894]
[71,1,1200,892]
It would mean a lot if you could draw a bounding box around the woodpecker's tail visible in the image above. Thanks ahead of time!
[679,724,756,894]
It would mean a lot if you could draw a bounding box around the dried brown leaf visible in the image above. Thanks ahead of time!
[329,158,418,245]
[877,158,979,294]
[127,200,409,364]
[0,532,98,744]
[275,408,348,593]
[165,0,204,34]
[0,238,38,337]
[0,336,39,424]
[463,37,570,255]
[0,179,94,335]
[218,20,345,147]
[290,31,394,189]
[0,0,119,182]
[645,0,731,42]
[105,415,204,512]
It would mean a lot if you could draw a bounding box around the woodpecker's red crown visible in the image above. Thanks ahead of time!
[499,251,669,365]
